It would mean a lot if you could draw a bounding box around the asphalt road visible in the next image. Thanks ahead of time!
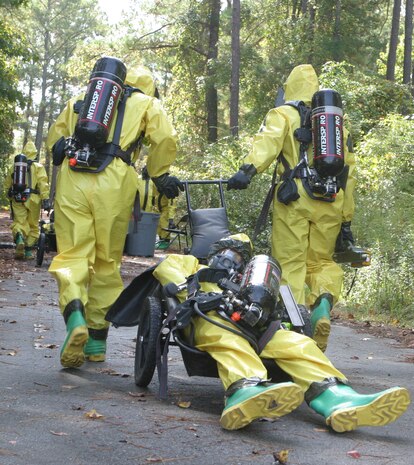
[0,262,413,465]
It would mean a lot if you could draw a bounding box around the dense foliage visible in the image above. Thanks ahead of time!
[0,0,413,326]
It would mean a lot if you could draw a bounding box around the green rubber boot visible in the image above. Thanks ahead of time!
[84,337,107,362]
[310,293,333,352]
[309,383,411,433]
[24,247,33,260]
[156,239,170,250]
[220,382,304,430]
[60,303,88,368]
[15,233,25,260]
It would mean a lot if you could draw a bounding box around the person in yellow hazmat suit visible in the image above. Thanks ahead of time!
[227,64,356,352]
[152,234,410,432]
[137,166,177,249]
[46,57,183,368]
[5,141,50,260]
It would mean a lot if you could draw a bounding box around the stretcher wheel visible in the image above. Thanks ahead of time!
[36,232,46,267]
[134,296,162,387]
[298,304,312,338]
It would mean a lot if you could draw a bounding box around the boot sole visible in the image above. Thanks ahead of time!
[60,326,88,368]
[327,387,411,433]
[220,383,304,430]
[15,243,25,259]
[85,354,106,362]
[313,317,330,352]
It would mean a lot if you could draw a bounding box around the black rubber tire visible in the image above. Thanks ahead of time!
[298,304,313,338]
[36,232,46,267]
[134,296,163,387]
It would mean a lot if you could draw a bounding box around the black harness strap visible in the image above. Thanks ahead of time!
[143,178,150,211]
[252,161,279,241]
[257,320,281,353]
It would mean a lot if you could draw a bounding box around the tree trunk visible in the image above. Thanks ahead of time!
[403,0,413,85]
[206,0,220,143]
[386,0,401,81]
[307,2,316,62]
[230,0,240,138]
[333,0,341,62]
[23,73,34,149]
[34,24,50,157]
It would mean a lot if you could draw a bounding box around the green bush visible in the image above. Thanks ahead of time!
[344,114,414,326]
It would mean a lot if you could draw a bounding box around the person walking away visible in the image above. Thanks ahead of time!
[227,64,356,352]
[46,56,182,368]
[5,141,50,259]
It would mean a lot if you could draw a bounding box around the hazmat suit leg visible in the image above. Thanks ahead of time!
[193,315,346,392]
[305,200,343,307]
[11,201,30,243]
[192,313,304,430]
[260,328,346,390]
[271,198,310,305]
[48,168,96,311]
[85,163,138,359]
[157,195,171,240]
[26,197,42,247]
[193,313,269,388]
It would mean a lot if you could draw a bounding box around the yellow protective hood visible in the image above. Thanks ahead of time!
[125,66,156,97]
[283,64,319,105]
[23,141,38,160]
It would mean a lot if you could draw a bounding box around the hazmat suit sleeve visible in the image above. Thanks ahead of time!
[153,255,202,302]
[137,176,154,212]
[243,108,290,173]
[144,98,178,178]
[341,129,356,222]
[34,163,50,200]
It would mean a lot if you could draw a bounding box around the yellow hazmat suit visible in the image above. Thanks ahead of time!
[151,243,409,432]
[243,65,356,307]
[137,169,177,242]
[46,62,178,367]
[153,253,345,391]
[5,141,50,256]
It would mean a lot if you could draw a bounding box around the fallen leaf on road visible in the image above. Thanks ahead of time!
[50,431,68,436]
[273,449,290,464]
[347,450,361,458]
[34,343,57,349]
[128,391,146,398]
[84,409,104,419]
[177,400,191,408]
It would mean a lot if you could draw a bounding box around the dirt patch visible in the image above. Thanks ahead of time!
[333,314,414,351]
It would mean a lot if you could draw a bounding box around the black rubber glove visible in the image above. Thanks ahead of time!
[340,221,355,244]
[152,173,184,199]
[42,199,52,212]
[227,164,257,190]
[7,187,14,198]
[335,221,354,252]
[168,219,176,230]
